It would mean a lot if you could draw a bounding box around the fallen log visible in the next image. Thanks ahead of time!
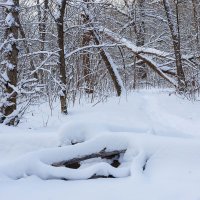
[52,148,126,169]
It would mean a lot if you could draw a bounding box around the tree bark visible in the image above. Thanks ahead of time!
[191,0,199,50]
[1,0,19,125]
[93,33,122,96]
[37,0,49,83]
[83,0,123,96]
[56,0,68,114]
[163,0,186,91]
[81,14,94,94]
[135,0,147,79]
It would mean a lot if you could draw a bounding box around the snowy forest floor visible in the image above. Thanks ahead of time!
[1,89,200,200]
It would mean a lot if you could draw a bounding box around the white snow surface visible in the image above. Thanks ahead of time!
[5,13,15,27]
[1,89,200,200]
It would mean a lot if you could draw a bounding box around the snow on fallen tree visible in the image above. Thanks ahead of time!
[97,27,178,87]
[52,148,126,169]
[0,135,132,180]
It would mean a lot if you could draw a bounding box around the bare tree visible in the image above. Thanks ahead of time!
[56,0,68,114]
[81,10,94,94]
[0,0,20,125]
[162,0,186,91]
[191,0,199,50]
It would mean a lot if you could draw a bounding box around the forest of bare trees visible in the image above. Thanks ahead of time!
[0,0,199,125]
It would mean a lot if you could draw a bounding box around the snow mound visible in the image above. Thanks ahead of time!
[59,120,107,145]
[0,134,134,180]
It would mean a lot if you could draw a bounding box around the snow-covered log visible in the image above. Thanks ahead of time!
[0,135,131,180]
[52,148,126,169]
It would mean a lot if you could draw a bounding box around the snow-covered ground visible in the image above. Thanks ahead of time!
[1,89,200,200]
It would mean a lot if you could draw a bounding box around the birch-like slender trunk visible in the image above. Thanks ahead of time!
[81,13,94,94]
[163,0,186,91]
[56,0,68,114]
[191,0,199,50]
[135,0,147,79]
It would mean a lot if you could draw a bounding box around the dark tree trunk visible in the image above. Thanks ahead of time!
[37,0,49,83]
[191,0,199,50]
[93,33,122,96]
[135,0,147,79]
[81,14,94,94]
[163,0,186,91]
[56,0,68,114]
[82,0,122,96]
[1,0,20,125]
